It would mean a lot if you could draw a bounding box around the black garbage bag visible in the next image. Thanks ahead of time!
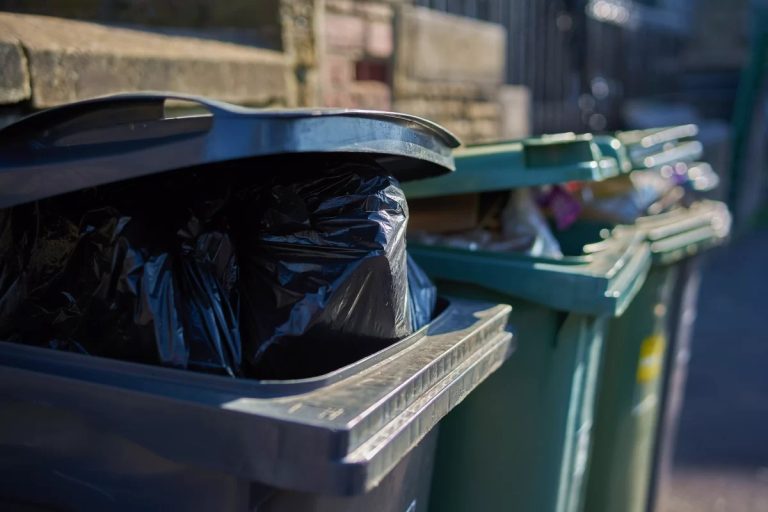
[407,254,437,332]
[236,163,413,379]
[0,193,242,376]
[1,158,438,380]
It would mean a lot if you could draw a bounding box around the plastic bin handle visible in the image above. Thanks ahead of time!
[0,93,253,148]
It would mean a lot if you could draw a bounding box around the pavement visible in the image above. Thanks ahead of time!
[658,227,768,511]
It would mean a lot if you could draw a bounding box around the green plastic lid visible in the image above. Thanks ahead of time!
[402,133,620,199]
[612,125,703,170]
[409,230,651,317]
[615,200,731,265]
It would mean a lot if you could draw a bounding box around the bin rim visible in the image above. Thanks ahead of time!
[0,299,513,495]
[615,200,732,264]
[403,133,622,198]
[408,230,651,317]
[605,125,703,170]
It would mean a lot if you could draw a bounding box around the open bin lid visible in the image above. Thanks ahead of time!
[0,92,460,208]
[402,133,621,199]
[610,124,703,170]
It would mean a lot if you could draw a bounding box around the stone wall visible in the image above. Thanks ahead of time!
[0,2,522,145]
[0,0,283,50]
[392,5,507,143]
[317,2,511,143]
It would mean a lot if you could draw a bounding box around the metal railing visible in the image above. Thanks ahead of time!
[414,0,693,133]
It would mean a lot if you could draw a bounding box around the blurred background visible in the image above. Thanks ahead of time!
[0,1,765,510]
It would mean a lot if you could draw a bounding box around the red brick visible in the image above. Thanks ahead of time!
[349,81,391,110]
[324,13,364,52]
[325,54,354,86]
[322,89,354,108]
[355,59,389,83]
[365,19,393,58]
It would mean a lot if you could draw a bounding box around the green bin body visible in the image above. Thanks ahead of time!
[581,202,730,512]
[410,236,650,512]
[403,134,651,512]
[580,127,731,512]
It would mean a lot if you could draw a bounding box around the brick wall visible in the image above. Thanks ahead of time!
[318,2,512,144]
[320,0,394,110]
[0,0,518,145]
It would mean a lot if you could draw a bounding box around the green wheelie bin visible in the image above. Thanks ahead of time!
[402,134,652,512]
[575,126,732,512]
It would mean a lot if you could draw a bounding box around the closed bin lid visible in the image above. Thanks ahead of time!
[0,92,460,208]
[409,229,651,317]
[402,133,621,199]
[612,124,703,170]
[614,200,732,264]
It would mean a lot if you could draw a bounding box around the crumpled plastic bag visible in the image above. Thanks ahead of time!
[499,189,563,258]
[0,191,242,376]
[409,189,563,259]
[237,164,415,379]
[407,253,437,332]
[1,160,439,380]
[578,170,683,224]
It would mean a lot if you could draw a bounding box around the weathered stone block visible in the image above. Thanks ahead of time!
[0,13,290,108]
[392,98,458,120]
[440,119,472,143]
[0,34,30,104]
[321,80,390,110]
[394,6,505,86]
[394,79,495,101]
[0,0,283,50]
[498,85,531,139]
[392,98,430,116]
[466,101,500,120]
[470,119,500,143]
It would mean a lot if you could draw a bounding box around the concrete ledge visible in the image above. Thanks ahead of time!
[0,13,290,108]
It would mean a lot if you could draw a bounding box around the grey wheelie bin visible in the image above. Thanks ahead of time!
[401,134,651,512]
[0,93,514,512]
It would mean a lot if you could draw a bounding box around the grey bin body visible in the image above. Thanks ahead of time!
[0,299,512,511]
[0,93,513,511]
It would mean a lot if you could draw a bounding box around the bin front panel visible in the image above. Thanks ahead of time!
[426,282,607,512]
[584,265,677,512]
[0,299,512,499]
